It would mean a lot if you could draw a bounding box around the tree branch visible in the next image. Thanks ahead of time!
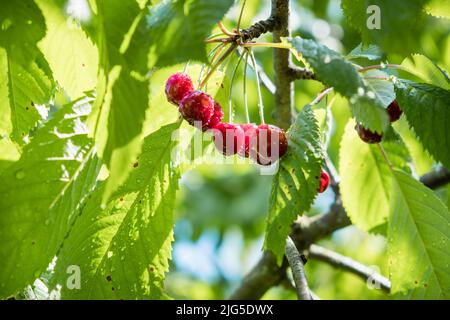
[229,166,449,300]
[285,237,312,300]
[308,244,391,293]
[271,0,293,130]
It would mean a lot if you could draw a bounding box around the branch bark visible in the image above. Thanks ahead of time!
[285,237,312,300]
[271,0,293,130]
[308,244,391,293]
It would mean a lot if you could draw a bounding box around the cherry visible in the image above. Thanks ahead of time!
[387,100,402,123]
[238,123,258,158]
[179,90,215,131]
[250,124,288,165]
[318,170,330,193]
[205,101,224,130]
[213,123,245,156]
[355,123,382,144]
[165,72,194,106]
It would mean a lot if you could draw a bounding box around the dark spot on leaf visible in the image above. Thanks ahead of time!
[26,107,29,110]
[221,84,224,89]
[139,200,142,204]
[133,162,139,168]
[111,287,115,291]
[82,63,86,67]
[119,197,124,202]
[106,275,112,282]
[31,101,34,106]
[278,225,282,230]
[414,280,418,285]
[149,266,155,272]
[31,241,35,245]
[423,283,428,288]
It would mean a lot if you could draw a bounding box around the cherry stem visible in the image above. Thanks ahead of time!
[236,0,247,36]
[249,50,265,124]
[243,50,250,123]
[377,143,394,172]
[310,87,334,106]
[198,43,225,89]
[200,43,237,89]
[218,21,237,37]
[205,32,227,40]
[229,50,245,123]
[363,75,391,81]
[183,61,190,73]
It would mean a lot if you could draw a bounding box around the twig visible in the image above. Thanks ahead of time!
[308,244,391,293]
[285,237,312,300]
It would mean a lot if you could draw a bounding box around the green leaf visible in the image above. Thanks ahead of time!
[264,106,323,265]
[347,43,383,61]
[0,0,54,145]
[401,54,450,90]
[289,37,389,133]
[51,122,180,299]
[388,169,450,299]
[36,0,98,100]
[395,80,450,168]
[339,120,409,231]
[88,0,152,204]
[0,98,101,298]
[341,0,430,55]
[363,70,395,107]
[393,118,434,175]
[425,0,450,19]
[147,0,235,67]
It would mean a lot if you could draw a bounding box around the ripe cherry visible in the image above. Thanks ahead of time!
[250,124,288,165]
[213,123,245,156]
[205,101,224,130]
[179,90,214,131]
[387,100,402,123]
[355,123,382,144]
[238,123,258,158]
[165,73,194,106]
[319,170,330,193]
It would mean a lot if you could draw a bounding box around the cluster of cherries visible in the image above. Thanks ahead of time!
[165,72,330,193]
[356,100,403,144]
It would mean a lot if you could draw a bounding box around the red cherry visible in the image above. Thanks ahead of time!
[179,90,214,131]
[387,100,402,123]
[250,124,288,165]
[165,72,194,106]
[319,170,330,193]
[205,101,224,130]
[355,123,382,144]
[238,123,258,158]
[213,123,245,156]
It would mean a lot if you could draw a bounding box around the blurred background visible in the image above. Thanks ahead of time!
[56,0,450,299]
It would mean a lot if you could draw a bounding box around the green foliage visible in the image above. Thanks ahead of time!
[388,170,450,299]
[341,0,430,55]
[88,0,152,204]
[52,122,180,299]
[401,54,450,90]
[147,0,235,67]
[0,98,101,298]
[289,37,389,133]
[339,121,409,232]
[347,43,383,61]
[264,106,323,265]
[425,0,450,19]
[0,0,53,145]
[395,80,450,168]
[36,0,98,100]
